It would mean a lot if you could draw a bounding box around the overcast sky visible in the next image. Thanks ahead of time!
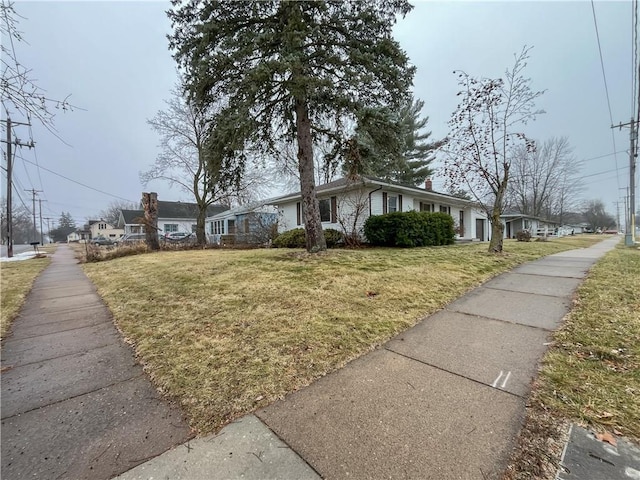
[2,0,637,228]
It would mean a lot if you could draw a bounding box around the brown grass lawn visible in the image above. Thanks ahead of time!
[83,235,605,435]
[504,242,640,480]
[1,246,56,340]
[537,242,639,438]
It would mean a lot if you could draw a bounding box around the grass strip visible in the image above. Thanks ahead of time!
[83,236,604,435]
[504,243,640,479]
[1,251,54,340]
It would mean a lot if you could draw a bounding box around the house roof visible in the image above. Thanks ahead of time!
[206,201,278,221]
[120,202,229,224]
[270,175,474,207]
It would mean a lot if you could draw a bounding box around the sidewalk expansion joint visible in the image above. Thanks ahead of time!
[0,372,146,421]
[483,285,577,299]
[1,340,121,369]
[444,309,555,332]
[383,346,525,400]
[4,319,113,342]
[505,271,585,280]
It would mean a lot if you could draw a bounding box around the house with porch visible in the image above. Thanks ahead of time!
[500,213,561,239]
[206,203,278,245]
[271,175,490,242]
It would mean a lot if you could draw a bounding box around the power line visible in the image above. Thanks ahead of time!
[19,156,138,203]
[590,0,622,192]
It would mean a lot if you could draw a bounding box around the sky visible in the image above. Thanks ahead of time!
[1,0,637,229]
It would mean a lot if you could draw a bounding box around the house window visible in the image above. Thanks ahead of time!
[228,219,236,234]
[388,195,397,213]
[319,199,331,222]
[439,205,451,214]
[213,220,225,235]
[98,223,107,230]
[419,202,432,212]
[165,224,178,233]
[191,224,197,233]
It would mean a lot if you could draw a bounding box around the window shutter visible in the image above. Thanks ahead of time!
[296,202,301,225]
[331,196,337,223]
[382,192,388,214]
[398,195,403,212]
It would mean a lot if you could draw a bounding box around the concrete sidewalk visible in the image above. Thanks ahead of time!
[1,245,193,480]
[116,237,620,480]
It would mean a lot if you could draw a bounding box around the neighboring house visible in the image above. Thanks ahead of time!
[500,213,561,239]
[67,228,90,243]
[271,175,489,242]
[87,219,124,240]
[118,201,228,235]
[206,203,278,245]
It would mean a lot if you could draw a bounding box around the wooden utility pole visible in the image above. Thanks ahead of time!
[142,192,160,250]
[612,119,637,245]
[2,117,34,257]
[25,189,42,244]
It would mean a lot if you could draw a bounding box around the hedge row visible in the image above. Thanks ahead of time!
[363,211,455,247]
[272,228,343,248]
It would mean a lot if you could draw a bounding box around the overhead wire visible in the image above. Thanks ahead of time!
[590,0,622,193]
[19,156,138,203]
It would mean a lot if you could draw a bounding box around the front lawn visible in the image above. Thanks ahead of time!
[83,235,604,434]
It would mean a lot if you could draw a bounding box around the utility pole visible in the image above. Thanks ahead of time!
[1,117,34,257]
[612,119,637,245]
[43,217,53,243]
[614,201,621,233]
[25,189,43,244]
[38,198,46,246]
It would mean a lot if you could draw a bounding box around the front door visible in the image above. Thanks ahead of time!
[475,219,485,241]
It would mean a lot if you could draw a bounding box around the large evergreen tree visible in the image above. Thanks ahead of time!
[169,0,415,252]
[354,96,440,186]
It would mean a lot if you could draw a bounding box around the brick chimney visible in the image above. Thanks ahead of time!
[425,178,433,191]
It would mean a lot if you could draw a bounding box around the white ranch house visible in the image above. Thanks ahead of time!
[271,176,490,242]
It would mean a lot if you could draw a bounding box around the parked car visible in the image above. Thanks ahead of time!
[92,236,113,246]
[164,232,194,242]
[113,233,146,246]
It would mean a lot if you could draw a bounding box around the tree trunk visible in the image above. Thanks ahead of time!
[295,96,326,252]
[195,205,207,246]
[142,192,160,251]
[488,179,507,253]
[488,207,504,253]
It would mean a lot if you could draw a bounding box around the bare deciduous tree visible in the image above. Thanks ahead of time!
[141,84,270,245]
[441,46,545,253]
[1,0,75,129]
[507,137,582,223]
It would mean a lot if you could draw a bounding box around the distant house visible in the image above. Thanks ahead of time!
[67,228,90,243]
[118,201,228,235]
[270,175,489,242]
[206,203,278,245]
[87,219,124,240]
[500,213,561,238]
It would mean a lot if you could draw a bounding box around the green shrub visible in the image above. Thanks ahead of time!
[363,211,455,247]
[323,228,344,248]
[515,230,532,242]
[272,228,306,248]
[272,228,345,248]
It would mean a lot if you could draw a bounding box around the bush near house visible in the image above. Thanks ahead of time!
[272,228,344,248]
[516,230,532,242]
[364,211,455,247]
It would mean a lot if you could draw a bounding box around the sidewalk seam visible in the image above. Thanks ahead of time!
[383,346,526,400]
[1,339,121,368]
[1,372,146,421]
[442,309,557,333]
